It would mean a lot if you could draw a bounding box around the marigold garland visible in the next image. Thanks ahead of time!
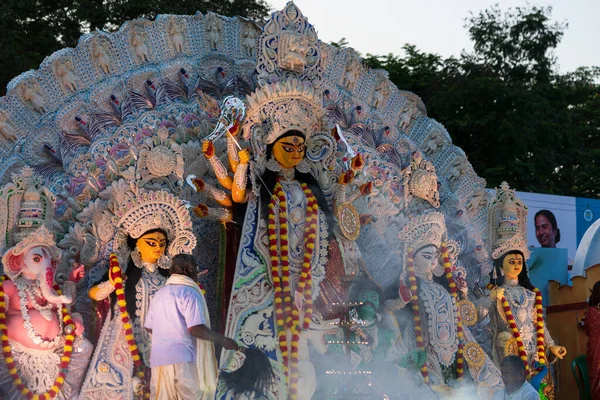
[486,280,546,377]
[0,275,76,399]
[109,254,150,399]
[440,243,465,380]
[268,180,318,400]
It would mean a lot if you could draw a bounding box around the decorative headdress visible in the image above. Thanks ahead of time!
[398,211,446,252]
[488,182,529,260]
[112,190,196,258]
[243,79,324,146]
[2,225,61,280]
[403,152,440,208]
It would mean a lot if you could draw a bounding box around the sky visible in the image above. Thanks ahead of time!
[267,0,600,73]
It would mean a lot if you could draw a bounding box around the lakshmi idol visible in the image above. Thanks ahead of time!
[80,189,197,399]
[485,182,566,394]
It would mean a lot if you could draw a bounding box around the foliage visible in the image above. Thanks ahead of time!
[361,6,600,197]
[0,0,269,95]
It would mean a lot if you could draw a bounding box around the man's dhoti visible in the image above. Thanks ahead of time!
[151,362,202,400]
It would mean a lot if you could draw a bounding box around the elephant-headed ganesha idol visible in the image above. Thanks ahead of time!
[0,225,91,399]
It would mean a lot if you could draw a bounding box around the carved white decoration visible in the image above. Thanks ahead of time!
[342,55,362,91]
[0,110,17,142]
[423,130,445,155]
[205,13,223,51]
[466,189,488,217]
[131,23,150,63]
[371,79,391,109]
[168,17,185,53]
[256,2,321,88]
[241,24,257,57]
[92,37,112,74]
[54,59,79,92]
[19,80,47,114]
[447,156,469,182]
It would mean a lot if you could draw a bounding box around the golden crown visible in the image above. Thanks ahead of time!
[243,79,323,144]
[399,211,446,251]
[488,182,529,260]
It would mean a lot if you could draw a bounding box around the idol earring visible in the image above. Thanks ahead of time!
[295,159,310,174]
[131,247,143,268]
[500,268,504,277]
[266,155,282,172]
[157,254,171,269]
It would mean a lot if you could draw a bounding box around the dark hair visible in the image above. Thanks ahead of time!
[590,281,600,307]
[221,348,275,397]
[259,130,334,236]
[489,250,534,291]
[349,275,384,313]
[121,228,170,321]
[535,210,561,244]
[501,355,527,375]
[170,254,197,278]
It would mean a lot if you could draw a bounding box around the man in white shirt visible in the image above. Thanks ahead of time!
[145,254,238,400]
[493,355,540,400]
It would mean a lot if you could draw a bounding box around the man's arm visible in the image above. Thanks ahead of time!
[188,324,239,351]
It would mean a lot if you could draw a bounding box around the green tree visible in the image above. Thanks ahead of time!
[363,6,600,197]
[0,0,269,95]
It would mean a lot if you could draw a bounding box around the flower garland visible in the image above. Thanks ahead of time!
[268,181,318,400]
[405,248,429,383]
[0,275,76,399]
[486,281,546,376]
[109,254,150,399]
[440,243,465,380]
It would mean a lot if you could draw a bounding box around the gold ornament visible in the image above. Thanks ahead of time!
[463,342,485,370]
[337,202,360,241]
[457,299,478,327]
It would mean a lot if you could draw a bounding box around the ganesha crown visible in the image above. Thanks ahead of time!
[13,225,57,255]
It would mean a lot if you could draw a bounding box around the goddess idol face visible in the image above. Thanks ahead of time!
[272,134,305,169]
[501,253,524,280]
[413,244,439,278]
[136,231,167,263]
